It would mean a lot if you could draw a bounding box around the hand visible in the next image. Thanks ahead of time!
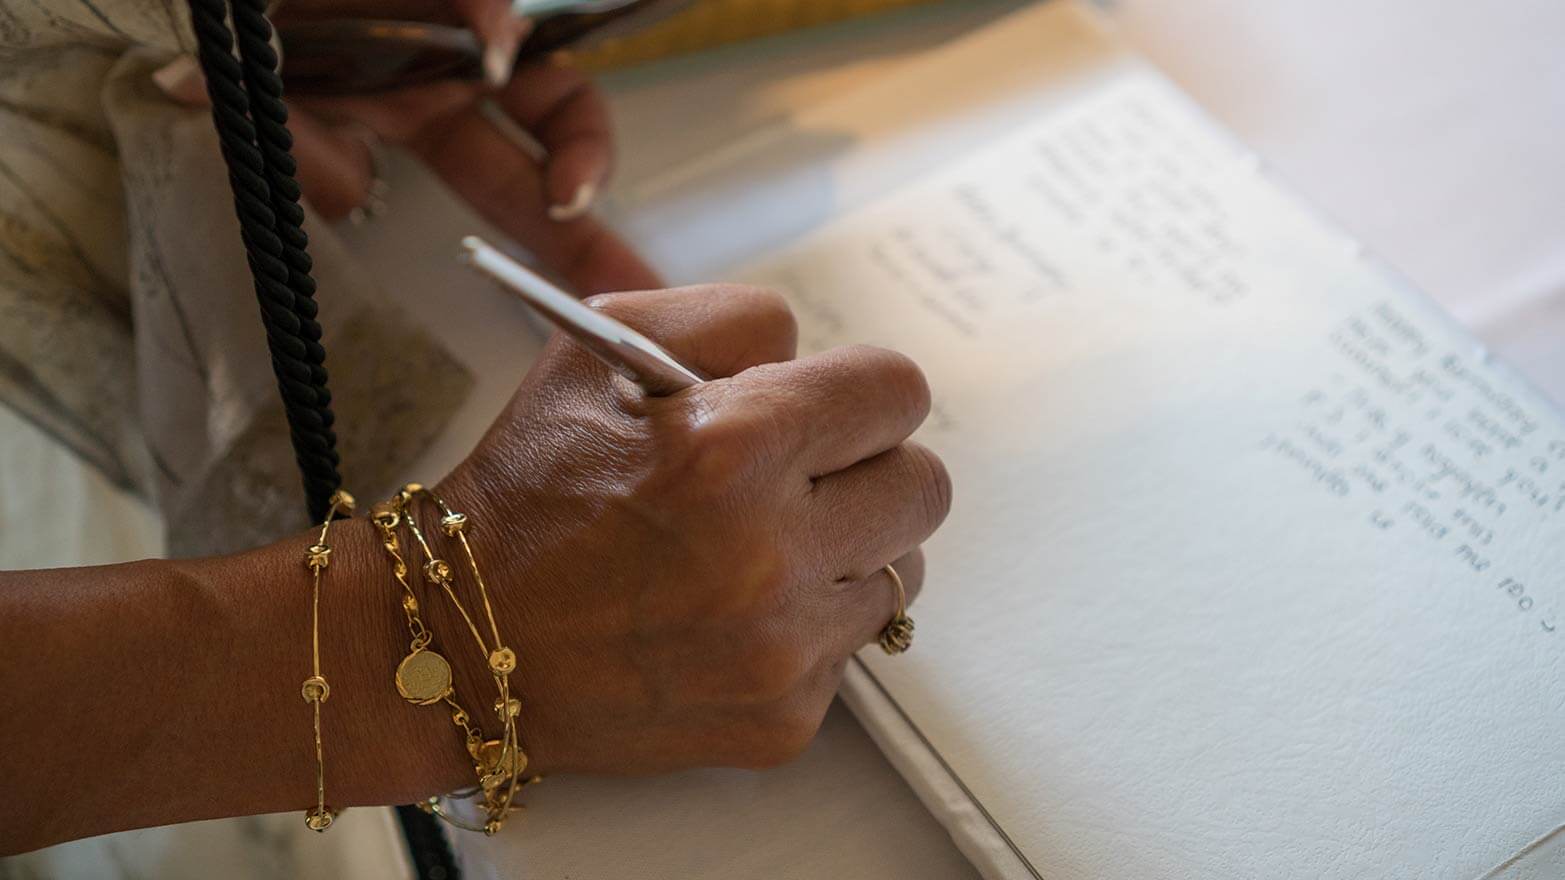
[430,285,952,777]
[0,286,950,851]
[278,0,662,294]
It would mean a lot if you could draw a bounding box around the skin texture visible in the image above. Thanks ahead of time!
[0,286,951,853]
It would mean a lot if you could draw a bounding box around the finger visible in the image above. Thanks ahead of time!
[702,345,931,479]
[410,104,661,293]
[289,111,375,221]
[293,80,480,145]
[585,285,797,379]
[493,58,614,218]
[451,0,531,88]
[557,219,664,294]
[806,442,951,582]
[814,547,926,666]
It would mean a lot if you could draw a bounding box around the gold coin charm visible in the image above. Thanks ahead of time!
[396,649,454,705]
[305,806,335,832]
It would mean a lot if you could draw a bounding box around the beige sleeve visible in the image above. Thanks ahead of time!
[0,0,193,56]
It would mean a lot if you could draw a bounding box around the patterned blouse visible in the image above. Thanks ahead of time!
[0,0,470,555]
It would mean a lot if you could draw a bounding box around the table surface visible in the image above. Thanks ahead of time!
[5,1,1562,877]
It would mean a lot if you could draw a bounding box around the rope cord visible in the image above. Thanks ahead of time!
[183,2,461,875]
[187,0,341,522]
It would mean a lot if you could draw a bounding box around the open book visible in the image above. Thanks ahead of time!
[361,2,1565,876]
[612,3,1565,877]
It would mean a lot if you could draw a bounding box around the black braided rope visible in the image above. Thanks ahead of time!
[228,0,316,298]
[187,0,341,523]
[183,2,462,875]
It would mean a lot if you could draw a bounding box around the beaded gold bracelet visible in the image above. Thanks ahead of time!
[300,489,356,832]
[370,487,536,835]
[393,484,533,834]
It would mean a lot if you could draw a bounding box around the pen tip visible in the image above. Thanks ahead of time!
[459,236,487,267]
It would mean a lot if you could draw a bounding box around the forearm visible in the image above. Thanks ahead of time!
[0,518,472,853]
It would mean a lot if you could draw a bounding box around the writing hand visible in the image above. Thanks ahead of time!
[428,284,952,778]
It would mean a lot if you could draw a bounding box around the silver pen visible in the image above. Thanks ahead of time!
[461,235,706,395]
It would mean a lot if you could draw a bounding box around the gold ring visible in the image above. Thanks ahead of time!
[878,564,915,655]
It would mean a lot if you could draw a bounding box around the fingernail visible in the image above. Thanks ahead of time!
[483,30,521,89]
[549,180,598,222]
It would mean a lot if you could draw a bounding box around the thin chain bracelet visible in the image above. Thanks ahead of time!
[301,490,356,832]
[369,501,488,765]
[424,485,533,832]
[394,484,535,835]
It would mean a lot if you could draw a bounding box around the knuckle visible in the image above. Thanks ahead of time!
[742,540,794,607]
[902,443,954,527]
[725,285,798,349]
[730,640,808,703]
[672,411,761,496]
[716,535,792,618]
[663,386,796,500]
[847,346,932,419]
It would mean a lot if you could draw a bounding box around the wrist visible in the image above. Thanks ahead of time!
[187,515,477,813]
[319,515,481,801]
[427,469,562,779]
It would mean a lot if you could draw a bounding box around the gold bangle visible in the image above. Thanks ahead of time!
[369,500,478,749]
[301,489,356,832]
[393,484,536,835]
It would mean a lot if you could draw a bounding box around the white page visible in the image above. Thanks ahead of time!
[738,67,1565,879]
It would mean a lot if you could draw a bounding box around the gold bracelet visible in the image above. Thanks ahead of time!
[370,492,525,834]
[392,484,535,835]
[369,499,479,742]
[301,490,356,832]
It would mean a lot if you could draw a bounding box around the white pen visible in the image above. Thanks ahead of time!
[460,235,706,396]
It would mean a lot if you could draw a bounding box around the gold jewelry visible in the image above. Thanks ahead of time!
[385,484,537,835]
[369,497,482,775]
[878,564,916,656]
[301,489,355,832]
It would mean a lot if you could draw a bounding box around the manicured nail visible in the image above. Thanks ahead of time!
[483,30,521,88]
[549,180,598,222]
